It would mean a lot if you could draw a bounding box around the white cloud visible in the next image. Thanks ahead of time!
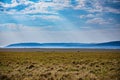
[1,0,70,14]
[2,0,33,7]
[105,7,120,14]
[73,0,85,9]
[86,18,110,25]
[73,0,103,12]
[1,0,120,14]
[38,15,63,20]
[79,14,114,25]
[80,14,96,18]
[0,23,47,31]
[21,2,56,14]
[76,0,120,14]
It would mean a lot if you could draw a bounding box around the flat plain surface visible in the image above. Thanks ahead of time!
[0,48,120,52]
[0,49,120,80]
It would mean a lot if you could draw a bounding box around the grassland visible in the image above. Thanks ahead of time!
[0,51,120,80]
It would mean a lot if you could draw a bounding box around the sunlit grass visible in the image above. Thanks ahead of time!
[0,51,120,80]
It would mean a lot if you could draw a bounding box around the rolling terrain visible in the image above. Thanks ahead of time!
[5,41,120,49]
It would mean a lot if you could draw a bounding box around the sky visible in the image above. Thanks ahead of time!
[0,0,120,47]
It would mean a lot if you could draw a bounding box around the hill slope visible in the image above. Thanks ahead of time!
[5,41,120,49]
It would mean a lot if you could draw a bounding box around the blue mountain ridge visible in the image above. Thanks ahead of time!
[5,41,120,49]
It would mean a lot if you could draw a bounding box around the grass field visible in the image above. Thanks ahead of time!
[0,51,120,80]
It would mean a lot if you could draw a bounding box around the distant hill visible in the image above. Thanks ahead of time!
[96,41,120,46]
[6,41,120,49]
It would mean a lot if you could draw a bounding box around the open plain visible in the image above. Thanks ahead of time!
[0,48,120,80]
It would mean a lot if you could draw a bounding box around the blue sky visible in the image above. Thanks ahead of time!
[0,0,120,47]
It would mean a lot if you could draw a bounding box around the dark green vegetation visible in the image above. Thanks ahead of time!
[0,51,120,80]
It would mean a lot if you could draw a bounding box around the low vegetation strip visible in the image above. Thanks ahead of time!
[0,51,120,80]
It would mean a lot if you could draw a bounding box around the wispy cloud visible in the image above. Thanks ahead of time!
[1,0,120,14]
[31,15,63,21]
[86,18,112,25]
[1,0,70,14]
[74,0,120,14]
[0,23,47,31]
[80,14,96,18]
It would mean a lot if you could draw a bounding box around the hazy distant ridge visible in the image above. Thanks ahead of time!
[5,41,120,49]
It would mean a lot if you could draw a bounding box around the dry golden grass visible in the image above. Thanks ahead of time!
[0,51,120,80]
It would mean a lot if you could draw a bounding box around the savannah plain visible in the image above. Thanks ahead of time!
[0,49,120,80]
